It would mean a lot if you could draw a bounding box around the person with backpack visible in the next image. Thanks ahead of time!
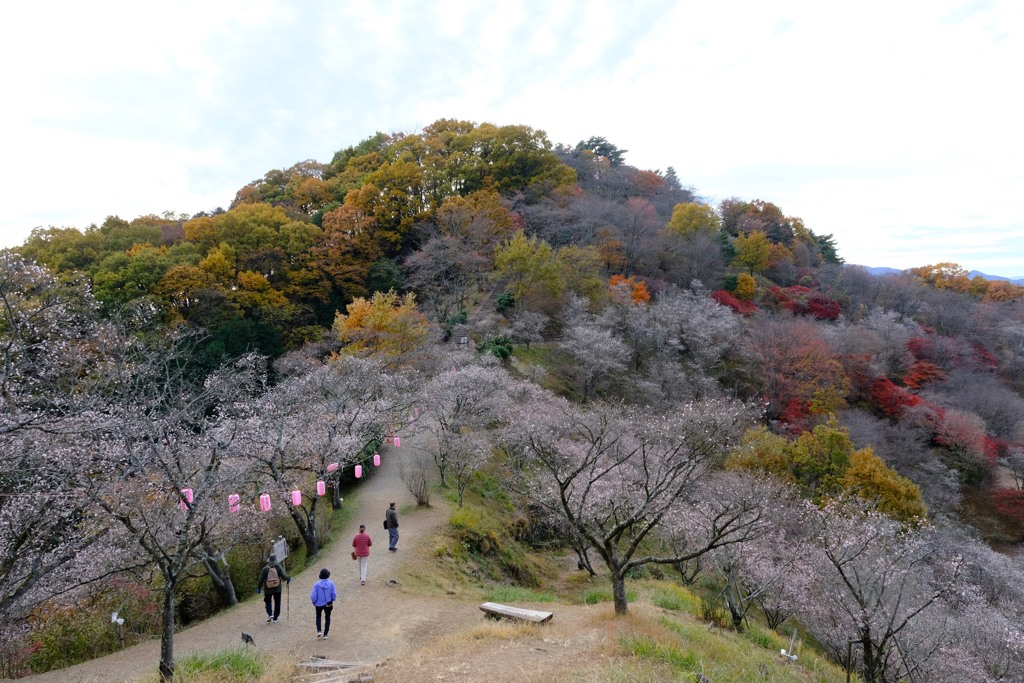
[256,553,291,622]
[310,568,337,640]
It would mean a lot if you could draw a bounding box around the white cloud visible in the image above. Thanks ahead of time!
[1,0,1021,275]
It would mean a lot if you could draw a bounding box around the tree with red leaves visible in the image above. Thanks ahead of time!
[903,360,945,389]
[765,285,841,320]
[711,289,757,315]
[743,317,849,427]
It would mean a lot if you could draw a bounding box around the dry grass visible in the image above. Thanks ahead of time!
[371,605,610,683]
[362,595,854,683]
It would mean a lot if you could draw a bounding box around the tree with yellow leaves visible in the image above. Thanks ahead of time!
[664,201,721,236]
[734,272,757,300]
[732,230,771,275]
[728,419,926,524]
[492,231,564,310]
[333,290,431,362]
[840,449,927,523]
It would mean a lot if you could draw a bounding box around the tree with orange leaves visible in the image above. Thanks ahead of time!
[910,262,972,292]
[608,274,650,304]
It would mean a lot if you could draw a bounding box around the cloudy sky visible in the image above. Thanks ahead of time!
[1,1,1021,274]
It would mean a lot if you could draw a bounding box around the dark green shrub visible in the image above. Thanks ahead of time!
[480,336,513,359]
[495,292,515,312]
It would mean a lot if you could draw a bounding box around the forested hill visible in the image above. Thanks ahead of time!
[13,117,1024,534]
[14,120,846,364]
[11,118,1024,527]
[8,118,1024,680]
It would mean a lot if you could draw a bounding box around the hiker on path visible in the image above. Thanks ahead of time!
[386,501,399,551]
[310,568,337,640]
[256,554,291,622]
[352,524,372,585]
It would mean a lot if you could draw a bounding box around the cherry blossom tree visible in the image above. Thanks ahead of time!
[557,324,629,402]
[507,310,549,349]
[598,283,739,394]
[94,339,265,682]
[418,357,515,486]
[501,392,759,614]
[0,253,134,624]
[786,501,965,683]
[239,354,412,558]
[703,481,805,631]
[780,516,1024,681]
[931,533,1024,681]
[443,431,491,508]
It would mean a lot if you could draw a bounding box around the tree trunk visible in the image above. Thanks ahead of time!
[290,505,319,558]
[724,567,746,632]
[332,481,342,509]
[726,590,745,631]
[159,581,176,682]
[573,546,596,576]
[673,557,702,585]
[612,570,629,615]
[202,553,238,607]
[436,451,449,487]
[860,631,881,683]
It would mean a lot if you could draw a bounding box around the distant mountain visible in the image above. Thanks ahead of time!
[968,270,1024,286]
[862,266,905,277]
[859,265,1024,286]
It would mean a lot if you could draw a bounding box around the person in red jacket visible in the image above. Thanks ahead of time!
[352,524,372,585]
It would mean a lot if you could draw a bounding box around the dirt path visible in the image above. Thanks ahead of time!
[20,423,485,683]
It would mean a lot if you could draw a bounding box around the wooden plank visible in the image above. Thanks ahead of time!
[297,658,366,669]
[479,602,553,623]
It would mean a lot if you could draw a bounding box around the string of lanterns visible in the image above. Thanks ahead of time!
[178,425,407,513]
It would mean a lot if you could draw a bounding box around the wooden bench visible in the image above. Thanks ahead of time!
[479,602,553,623]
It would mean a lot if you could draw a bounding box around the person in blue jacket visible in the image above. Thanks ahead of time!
[310,567,338,639]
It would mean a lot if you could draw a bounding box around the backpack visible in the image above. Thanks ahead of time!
[265,566,281,589]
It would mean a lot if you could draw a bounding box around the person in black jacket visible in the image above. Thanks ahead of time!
[256,554,291,622]
[385,501,399,551]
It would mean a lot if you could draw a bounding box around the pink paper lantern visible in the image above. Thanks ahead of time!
[291,490,302,506]
[394,436,401,448]
[259,493,272,512]
[179,488,193,511]
[354,464,363,479]
[316,480,326,496]
[228,493,241,513]
[326,462,339,473]
[373,453,381,467]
